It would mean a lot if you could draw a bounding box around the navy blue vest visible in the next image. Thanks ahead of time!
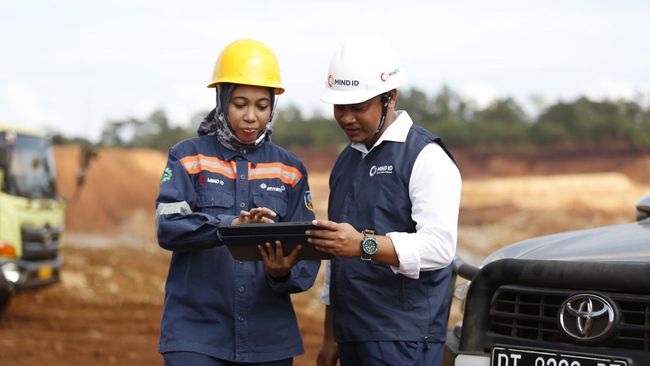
[328,124,455,343]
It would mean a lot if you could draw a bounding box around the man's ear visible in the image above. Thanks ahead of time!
[387,89,398,109]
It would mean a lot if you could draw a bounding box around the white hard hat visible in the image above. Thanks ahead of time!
[321,36,406,105]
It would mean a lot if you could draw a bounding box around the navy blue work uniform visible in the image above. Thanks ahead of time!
[156,134,320,363]
[328,124,455,365]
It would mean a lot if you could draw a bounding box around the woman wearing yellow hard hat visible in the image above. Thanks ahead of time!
[155,39,320,366]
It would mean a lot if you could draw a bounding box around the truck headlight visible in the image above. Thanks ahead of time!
[0,241,17,258]
[1,262,20,284]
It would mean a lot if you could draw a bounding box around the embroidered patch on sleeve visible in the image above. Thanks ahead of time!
[160,167,172,183]
[304,190,314,212]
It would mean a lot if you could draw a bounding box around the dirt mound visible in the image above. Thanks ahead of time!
[55,145,168,243]
[454,147,650,183]
[462,172,649,212]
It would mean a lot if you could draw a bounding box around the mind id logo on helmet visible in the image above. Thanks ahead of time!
[380,68,401,82]
[328,74,360,88]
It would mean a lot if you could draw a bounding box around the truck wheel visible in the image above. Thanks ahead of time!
[0,273,11,317]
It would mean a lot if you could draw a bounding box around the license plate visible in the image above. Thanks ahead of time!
[492,346,628,366]
[37,265,53,280]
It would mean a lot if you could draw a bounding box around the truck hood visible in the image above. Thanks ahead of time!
[483,218,650,264]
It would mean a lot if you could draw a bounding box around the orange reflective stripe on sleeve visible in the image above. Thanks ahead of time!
[179,154,237,178]
[248,162,303,187]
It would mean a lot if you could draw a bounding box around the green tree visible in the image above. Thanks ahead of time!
[271,105,346,149]
[99,110,193,150]
[532,98,650,147]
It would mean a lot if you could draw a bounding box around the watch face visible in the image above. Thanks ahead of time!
[362,237,378,255]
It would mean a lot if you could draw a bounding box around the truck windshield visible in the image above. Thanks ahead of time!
[1,132,57,199]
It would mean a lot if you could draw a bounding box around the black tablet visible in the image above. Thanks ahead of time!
[218,221,333,261]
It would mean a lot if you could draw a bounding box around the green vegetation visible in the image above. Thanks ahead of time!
[53,86,650,152]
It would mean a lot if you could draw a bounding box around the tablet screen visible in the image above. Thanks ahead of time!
[218,221,317,235]
[218,221,333,261]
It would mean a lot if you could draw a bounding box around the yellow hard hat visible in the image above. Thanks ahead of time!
[208,39,284,94]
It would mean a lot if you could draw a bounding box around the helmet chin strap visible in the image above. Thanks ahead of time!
[376,92,391,133]
[365,92,391,147]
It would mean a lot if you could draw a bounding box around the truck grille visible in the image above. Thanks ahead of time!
[489,286,650,352]
[20,226,61,260]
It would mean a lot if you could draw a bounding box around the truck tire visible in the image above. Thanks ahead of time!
[0,272,11,317]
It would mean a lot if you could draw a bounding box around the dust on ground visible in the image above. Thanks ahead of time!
[0,145,648,366]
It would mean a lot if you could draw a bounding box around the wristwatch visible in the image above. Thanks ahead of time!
[360,229,378,261]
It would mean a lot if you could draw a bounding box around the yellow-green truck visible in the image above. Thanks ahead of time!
[0,126,65,315]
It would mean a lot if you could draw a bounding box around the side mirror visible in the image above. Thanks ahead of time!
[636,193,650,221]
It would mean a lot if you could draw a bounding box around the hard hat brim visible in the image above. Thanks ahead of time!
[207,80,285,95]
[320,88,379,105]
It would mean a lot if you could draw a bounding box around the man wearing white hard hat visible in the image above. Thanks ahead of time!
[307,36,462,366]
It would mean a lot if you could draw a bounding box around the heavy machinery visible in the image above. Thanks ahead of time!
[0,125,72,315]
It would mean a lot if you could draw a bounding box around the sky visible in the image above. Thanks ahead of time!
[1,0,649,142]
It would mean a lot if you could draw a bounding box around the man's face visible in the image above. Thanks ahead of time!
[332,95,382,144]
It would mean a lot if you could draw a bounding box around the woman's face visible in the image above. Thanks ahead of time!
[227,85,273,143]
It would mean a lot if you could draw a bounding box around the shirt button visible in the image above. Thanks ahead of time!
[238,315,244,321]
[238,286,245,293]
[240,174,246,180]
[239,202,245,208]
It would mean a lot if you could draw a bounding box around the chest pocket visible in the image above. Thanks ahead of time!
[196,187,234,216]
[253,193,288,221]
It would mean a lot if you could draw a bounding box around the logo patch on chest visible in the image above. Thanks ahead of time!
[198,175,225,186]
[260,183,286,192]
[369,164,394,176]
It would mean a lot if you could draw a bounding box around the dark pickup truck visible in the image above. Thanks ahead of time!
[445,193,650,366]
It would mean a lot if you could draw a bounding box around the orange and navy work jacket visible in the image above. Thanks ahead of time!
[155,135,319,363]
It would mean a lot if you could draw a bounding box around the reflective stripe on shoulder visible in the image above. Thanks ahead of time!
[179,154,236,178]
[249,162,303,187]
[156,201,192,218]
